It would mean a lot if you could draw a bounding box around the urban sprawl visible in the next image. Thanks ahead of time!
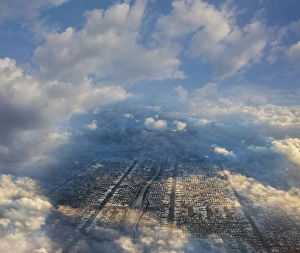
[43,156,300,253]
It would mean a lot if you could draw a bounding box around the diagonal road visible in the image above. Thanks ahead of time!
[219,163,272,253]
[63,160,137,253]
[124,158,162,237]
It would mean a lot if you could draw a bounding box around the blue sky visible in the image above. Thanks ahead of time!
[0,0,299,175]
[0,0,299,169]
[1,1,300,252]
[1,0,300,89]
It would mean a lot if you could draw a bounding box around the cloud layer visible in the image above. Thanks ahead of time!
[33,0,184,83]
[0,174,53,253]
[0,2,300,251]
[272,138,300,166]
[1,0,300,169]
[156,0,269,78]
[0,57,129,166]
[225,170,300,214]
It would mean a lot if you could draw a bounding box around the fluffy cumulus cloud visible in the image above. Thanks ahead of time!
[1,1,300,252]
[86,120,98,130]
[173,120,187,131]
[145,117,168,131]
[170,83,300,127]
[0,57,129,166]
[1,0,299,169]
[33,0,184,83]
[116,237,142,253]
[0,174,53,253]
[272,138,300,166]
[65,83,300,169]
[213,146,235,156]
[156,0,269,78]
[124,113,134,119]
[78,225,212,253]
[225,171,300,215]
[191,20,268,78]
[242,104,300,126]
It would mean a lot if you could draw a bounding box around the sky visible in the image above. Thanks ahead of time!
[0,0,300,252]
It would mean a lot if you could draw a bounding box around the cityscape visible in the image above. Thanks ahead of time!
[42,156,300,253]
[1,0,300,252]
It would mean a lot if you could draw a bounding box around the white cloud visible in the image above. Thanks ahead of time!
[173,120,186,131]
[189,20,268,79]
[213,146,235,156]
[156,0,231,38]
[0,174,53,253]
[145,117,167,131]
[272,138,300,166]
[124,113,134,119]
[116,237,142,253]
[85,120,98,130]
[169,84,300,127]
[174,85,188,100]
[0,57,130,165]
[286,41,300,72]
[33,0,184,84]
[156,0,269,78]
[225,171,300,215]
[196,119,212,125]
[0,0,67,22]
[242,104,300,126]
[191,82,218,99]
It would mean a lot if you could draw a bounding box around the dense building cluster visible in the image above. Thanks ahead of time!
[44,156,300,253]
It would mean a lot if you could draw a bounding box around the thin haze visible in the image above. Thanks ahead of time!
[0,0,300,252]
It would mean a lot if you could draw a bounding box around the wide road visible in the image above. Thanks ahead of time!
[219,163,272,253]
[168,157,178,224]
[50,157,102,195]
[124,158,162,236]
[63,160,138,253]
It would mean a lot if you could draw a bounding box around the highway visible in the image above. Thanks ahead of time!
[63,160,138,253]
[168,158,178,224]
[124,158,162,236]
[219,163,272,253]
[49,157,102,195]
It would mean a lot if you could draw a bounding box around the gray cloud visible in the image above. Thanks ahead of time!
[0,1,300,252]
[2,82,297,252]
[58,83,300,192]
[0,57,130,167]
[1,0,299,171]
